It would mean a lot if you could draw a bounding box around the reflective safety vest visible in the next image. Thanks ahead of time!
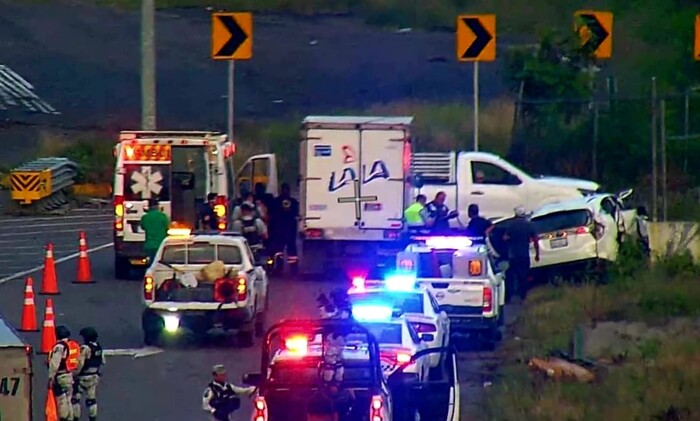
[241,218,262,247]
[56,339,81,373]
[404,203,424,225]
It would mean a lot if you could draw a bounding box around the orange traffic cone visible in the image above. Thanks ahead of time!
[40,243,59,295]
[74,231,93,284]
[18,277,39,332]
[39,298,56,354]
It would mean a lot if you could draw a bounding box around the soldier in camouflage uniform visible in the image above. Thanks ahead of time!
[72,327,105,421]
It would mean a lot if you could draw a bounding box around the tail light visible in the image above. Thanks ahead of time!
[214,277,247,302]
[253,396,266,421]
[412,322,437,334]
[305,228,323,239]
[370,395,383,421]
[482,286,493,313]
[114,195,124,232]
[143,275,154,300]
[396,352,412,364]
[214,196,227,231]
[575,226,590,235]
[468,260,483,276]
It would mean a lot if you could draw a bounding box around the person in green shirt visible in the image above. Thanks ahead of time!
[404,194,427,226]
[140,198,170,264]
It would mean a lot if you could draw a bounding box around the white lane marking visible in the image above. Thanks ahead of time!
[0,220,111,230]
[0,242,114,285]
[0,226,113,238]
[103,348,163,358]
[0,213,111,224]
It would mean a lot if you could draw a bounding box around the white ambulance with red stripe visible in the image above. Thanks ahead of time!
[112,131,277,279]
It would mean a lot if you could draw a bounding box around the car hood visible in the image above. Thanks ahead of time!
[535,175,601,193]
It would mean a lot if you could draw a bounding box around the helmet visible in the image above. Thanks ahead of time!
[55,325,71,340]
[79,327,98,341]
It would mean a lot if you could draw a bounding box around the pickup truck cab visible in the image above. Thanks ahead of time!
[396,235,504,348]
[141,229,269,347]
[411,151,600,223]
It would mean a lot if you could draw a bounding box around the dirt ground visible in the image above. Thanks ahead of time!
[0,0,508,165]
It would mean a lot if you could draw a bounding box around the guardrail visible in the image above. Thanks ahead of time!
[9,158,78,212]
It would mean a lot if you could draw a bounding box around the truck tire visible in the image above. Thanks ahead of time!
[115,255,130,280]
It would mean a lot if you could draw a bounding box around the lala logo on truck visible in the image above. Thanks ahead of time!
[328,160,389,192]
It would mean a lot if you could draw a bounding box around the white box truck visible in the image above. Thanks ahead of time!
[298,116,413,276]
[0,314,32,421]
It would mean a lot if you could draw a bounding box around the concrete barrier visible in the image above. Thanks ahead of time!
[648,222,700,262]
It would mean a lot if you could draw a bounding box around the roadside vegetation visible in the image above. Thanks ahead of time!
[481,245,700,420]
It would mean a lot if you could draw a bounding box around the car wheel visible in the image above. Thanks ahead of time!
[143,329,162,347]
[115,256,130,280]
[238,328,255,348]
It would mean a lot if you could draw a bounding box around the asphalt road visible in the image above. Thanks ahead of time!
[0,216,510,420]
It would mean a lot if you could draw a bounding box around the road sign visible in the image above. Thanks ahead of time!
[337,179,378,221]
[211,12,252,60]
[575,11,613,59]
[456,15,496,62]
[695,14,700,61]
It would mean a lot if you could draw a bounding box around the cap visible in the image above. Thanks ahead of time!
[55,325,71,340]
[213,364,226,375]
[79,327,98,341]
[514,206,527,217]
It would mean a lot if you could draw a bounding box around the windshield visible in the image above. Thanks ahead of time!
[161,242,243,264]
[532,209,591,234]
[348,323,402,345]
[349,292,424,314]
[416,251,453,278]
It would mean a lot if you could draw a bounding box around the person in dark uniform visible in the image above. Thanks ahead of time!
[465,204,492,238]
[202,365,255,421]
[198,193,218,231]
[503,206,540,303]
[232,203,268,251]
[423,191,458,234]
[72,327,105,421]
[271,183,299,270]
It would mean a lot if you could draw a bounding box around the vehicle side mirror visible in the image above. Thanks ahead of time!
[420,333,435,342]
[242,373,261,386]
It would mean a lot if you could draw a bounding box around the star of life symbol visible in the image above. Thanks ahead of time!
[130,166,163,199]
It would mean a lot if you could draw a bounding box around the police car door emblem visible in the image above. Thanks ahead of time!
[130,166,163,199]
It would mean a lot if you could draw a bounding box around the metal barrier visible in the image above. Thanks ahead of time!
[9,158,78,212]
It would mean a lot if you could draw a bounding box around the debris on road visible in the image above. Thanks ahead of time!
[527,357,595,383]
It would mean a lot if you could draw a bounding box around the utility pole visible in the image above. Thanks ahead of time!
[650,77,658,222]
[660,99,667,222]
[141,0,156,130]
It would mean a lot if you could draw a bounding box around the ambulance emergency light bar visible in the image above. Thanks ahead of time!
[411,235,478,249]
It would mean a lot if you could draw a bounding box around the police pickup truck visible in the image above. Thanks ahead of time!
[140,229,269,347]
[397,235,504,347]
[241,319,460,421]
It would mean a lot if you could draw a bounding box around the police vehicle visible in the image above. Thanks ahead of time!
[140,228,269,347]
[347,275,450,371]
[397,235,504,345]
[242,319,461,421]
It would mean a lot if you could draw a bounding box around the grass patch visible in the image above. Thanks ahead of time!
[482,243,700,420]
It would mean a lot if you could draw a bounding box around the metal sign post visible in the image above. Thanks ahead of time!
[228,60,235,141]
[473,61,479,151]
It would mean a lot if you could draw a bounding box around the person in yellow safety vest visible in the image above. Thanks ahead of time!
[48,325,81,421]
[404,194,427,227]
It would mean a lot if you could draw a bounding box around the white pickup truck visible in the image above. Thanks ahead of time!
[411,152,600,223]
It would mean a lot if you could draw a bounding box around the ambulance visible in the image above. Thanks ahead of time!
[112,131,277,279]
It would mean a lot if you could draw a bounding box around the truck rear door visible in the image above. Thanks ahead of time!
[358,128,409,230]
[0,317,32,421]
[304,127,362,229]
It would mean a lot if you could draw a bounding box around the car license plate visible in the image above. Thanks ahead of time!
[550,238,568,248]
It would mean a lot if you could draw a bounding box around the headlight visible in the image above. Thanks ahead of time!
[162,315,180,333]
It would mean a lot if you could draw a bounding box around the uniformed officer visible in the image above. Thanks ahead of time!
[232,203,268,251]
[271,183,299,268]
[48,325,78,421]
[404,194,427,227]
[423,191,458,233]
[72,327,105,421]
[202,364,256,421]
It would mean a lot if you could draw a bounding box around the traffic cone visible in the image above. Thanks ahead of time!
[40,242,59,295]
[39,299,56,354]
[18,277,39,332]
[74,231,93,284]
